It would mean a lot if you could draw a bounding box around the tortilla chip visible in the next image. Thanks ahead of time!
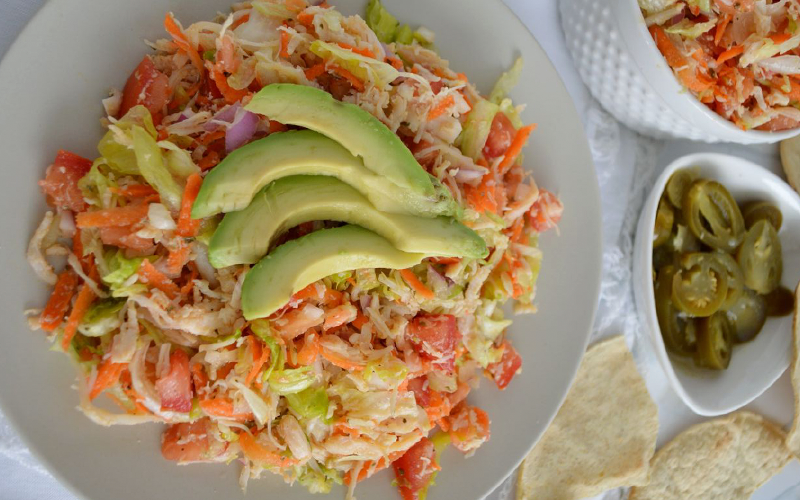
[787,283,800,456]
[516,336,658,500]
[629,412,793,500]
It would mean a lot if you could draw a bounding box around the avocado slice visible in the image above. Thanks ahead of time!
[191,130,454,219]
[241,225,426,319]
[245,84,457,216]
[208,176,486,268]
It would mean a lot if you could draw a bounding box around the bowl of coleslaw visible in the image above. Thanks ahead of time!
[0,1,601,499]
[560,0,800,143]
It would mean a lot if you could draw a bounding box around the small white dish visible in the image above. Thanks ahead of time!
[633,153,800,416]
[560,0,800,144]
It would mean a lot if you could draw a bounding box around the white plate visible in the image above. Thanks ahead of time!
[633,153,800,416]
[0,1,601,499]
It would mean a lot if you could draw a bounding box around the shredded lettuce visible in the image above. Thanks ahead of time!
[252,0,295,19]
[366,0,400,43]
[78,159,116,207]
[741,33,800,67]
[78,298,125,337]
[355,268,380,291]
[102,250,145,289]
[269,366,316,395]
[158,141,201,178]
[327,271,353,291]
[309,40,399,89]
[395,24,414,45]
[251,319,283,381]
[285,386,330,422]
[478,315,512,342]
[363,356,408,387]
[664,19,716,39]
[98,105,156,175]
[297,464,341,493]
[131,125,184,211]
[458,98,499,160]
[489,58,523,104]
[231,380,271,427]
[686,0,711,13]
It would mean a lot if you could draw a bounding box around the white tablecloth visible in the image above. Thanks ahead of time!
[1,0,799,499]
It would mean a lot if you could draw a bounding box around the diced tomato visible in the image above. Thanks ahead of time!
[161,420,210,462]
[98,225,155,251]
[406,376,430,407]
[446,403,491,454]
[407,314,461,372]
[392,437,439,500]
[155,348,193,412]
[430,80,444,94]
[528,189,563,233]
[486,340,522,390]
[119,56,171,119]
[482,112,515,159]
[758,115,800,131]
[38,150,93,212]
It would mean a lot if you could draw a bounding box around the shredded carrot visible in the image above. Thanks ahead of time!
[334,421,361,438]
[110,184,158,198]
[180,267,198,296]
[771,32,791,44]
[245,336,270,386]
[304,63,326,81]
[328,65,364,91]
[238,431,299,467]
[75,203,149,228]
[387,56,404,70]
[90,361,126,400]
[164,13,204,71]
[497,124,537,174]
[427,95,455,120]
[230,12,250,30]
[61,261,99,350]
[297,11,315,28]
[456,72,468,82]
[280,30,290,58]
[40,271,79,331]
[716,45,744,65]
[198,150,220,171]
[198,129,225,146]
[177,173,203,237]
[465,175,498,214]
[337,42,375,58]
[351,311,369,329]
[218,35,240,74]
[296,333,319,365]
[166,242,191,276]
[715,14,731,46]
[139,260,180,298]
[400,269,435,300]
[205,61,249,104]
[191,362,209,391]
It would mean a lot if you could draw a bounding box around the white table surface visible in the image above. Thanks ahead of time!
[1,0,799,499]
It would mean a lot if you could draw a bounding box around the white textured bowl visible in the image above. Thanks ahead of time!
[559,0,800,144]
[633,153,800,416]
[0,0,601,499]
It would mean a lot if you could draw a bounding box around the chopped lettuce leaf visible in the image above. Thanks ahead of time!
[285,386,330,422]
[686,0,711,14]
[131,125,183,211]
[363,356,408,386]
[458,98,499,160]
[102,250,145,289]
[231,380,271,427]
[158,141,201,178]
[366,0,400,43]
[251,319,283,381]
[489,58,523,104]
[478,315,512,342]
[664,19,716,39]
[298,464,341,493]
[252,0,295,19]
[328,271,353,291]
[98,105,156,175]
[78,298,125,337]
[498,98,524,129]
[78,159,115,207]
[396,24,414,44]
[269,366,316,395]
[309,40,399,89]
